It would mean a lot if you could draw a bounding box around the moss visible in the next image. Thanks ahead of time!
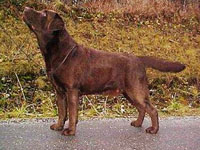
[35,76,48,89]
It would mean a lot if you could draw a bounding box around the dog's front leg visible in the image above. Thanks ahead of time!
[62,88,79,136]
[50,91,67,131]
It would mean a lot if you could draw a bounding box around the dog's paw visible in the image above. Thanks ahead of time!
[62,128,75,136]
[145,127,158,134]
[50,123,64,131]
[131,120,142,127]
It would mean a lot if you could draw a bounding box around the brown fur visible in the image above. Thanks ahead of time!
[23,7,185,136]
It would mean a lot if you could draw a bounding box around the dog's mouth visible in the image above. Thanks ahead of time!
[23,7,37,31]
[23,17,34,31]
[26,22,35,31]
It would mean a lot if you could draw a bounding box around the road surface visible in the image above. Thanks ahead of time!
[0,117,200,150]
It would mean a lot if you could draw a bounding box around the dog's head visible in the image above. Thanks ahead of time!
[23,7,66,52]
[23,7,64,33]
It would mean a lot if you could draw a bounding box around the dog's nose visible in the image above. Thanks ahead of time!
[24,7,31,12]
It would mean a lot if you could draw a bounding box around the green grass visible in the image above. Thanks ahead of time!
[0,1,200,119]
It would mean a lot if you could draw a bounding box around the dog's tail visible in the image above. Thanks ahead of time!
[139,56,185,73]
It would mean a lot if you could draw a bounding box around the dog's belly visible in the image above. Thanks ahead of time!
[80,77,123,96]
[102,89,121,96]
[80,88,121,96]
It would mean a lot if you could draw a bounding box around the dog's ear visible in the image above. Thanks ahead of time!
[48,13,64,31]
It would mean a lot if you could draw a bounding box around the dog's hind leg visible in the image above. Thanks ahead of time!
[124,93,145,127]
[131,103,146,127]
[50,91,68,131]
[144,100,159,134]
[125,77,159,134]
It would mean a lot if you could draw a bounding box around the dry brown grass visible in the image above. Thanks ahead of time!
[81,0,200,22]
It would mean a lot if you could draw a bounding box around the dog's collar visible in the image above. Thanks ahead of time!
[49,44,77,75]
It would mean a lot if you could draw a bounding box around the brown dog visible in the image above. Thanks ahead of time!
[23,7,185,136]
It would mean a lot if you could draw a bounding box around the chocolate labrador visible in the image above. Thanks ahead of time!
[23,7,185,136]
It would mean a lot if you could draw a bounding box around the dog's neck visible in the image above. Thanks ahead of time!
[41,29,77,74]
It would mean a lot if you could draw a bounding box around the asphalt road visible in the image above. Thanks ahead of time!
[0,117,200,150]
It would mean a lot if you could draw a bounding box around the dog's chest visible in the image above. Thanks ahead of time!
[48,72,66,92]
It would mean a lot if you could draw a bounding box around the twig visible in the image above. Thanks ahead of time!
[104,96,108,114]
[84,96,100,115]
[14,72,27,102]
